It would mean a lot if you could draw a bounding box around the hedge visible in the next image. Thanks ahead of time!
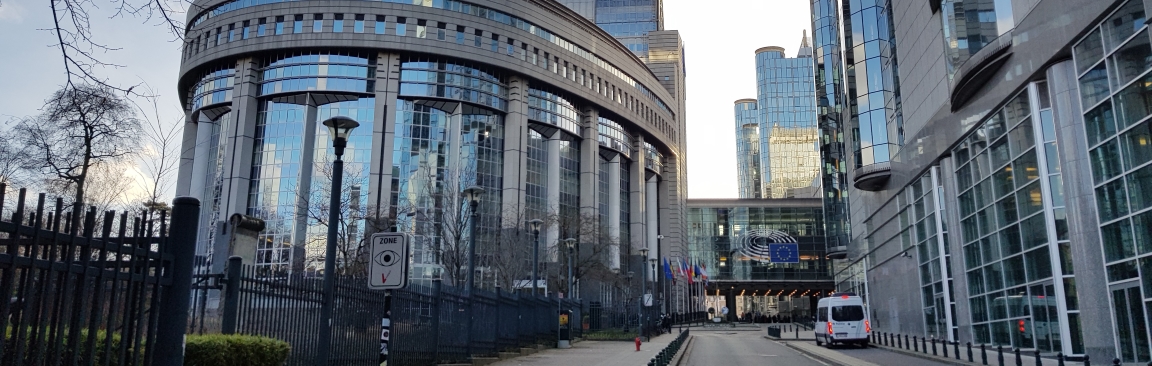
[184,334,291,366]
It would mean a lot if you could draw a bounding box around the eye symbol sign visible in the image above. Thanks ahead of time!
[374,250,400,267]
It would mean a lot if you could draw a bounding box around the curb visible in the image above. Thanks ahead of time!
[869,344,983,366]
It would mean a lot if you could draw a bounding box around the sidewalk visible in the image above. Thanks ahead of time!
[488,333,676,366]
[870,342,1065,366]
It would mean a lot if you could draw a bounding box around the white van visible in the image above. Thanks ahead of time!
[815,293,870,347]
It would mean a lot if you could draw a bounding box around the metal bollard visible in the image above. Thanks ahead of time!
[914,336,919,352]
[933,338,938,356]
[1056,352,1064,366]
[905,335,910,350]
[943,339,949,358]
[897,334,902,348]
[982,344,988,365]
[956,341,961,360]
[796,327,799,339]
[1015,348,1022,366]
[998,346,1005,366]
[1084,354,1090,366]
[1035,349,1041,366]
[968,342,974,362]
[924,337,929,354]
[1112,358,1120,366]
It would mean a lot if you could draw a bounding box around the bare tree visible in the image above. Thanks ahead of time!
[46,0,185,92]
[545,210,624,297]
[16,84,142,226]
[0,126,28,187]
[486,206,541,291]
[131,85,182,213]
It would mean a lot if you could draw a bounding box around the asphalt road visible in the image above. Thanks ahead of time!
[683,331,827,366]
[821,343,954,366]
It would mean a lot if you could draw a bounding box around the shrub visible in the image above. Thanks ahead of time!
[3,326,134,366]
[184,334,291,366]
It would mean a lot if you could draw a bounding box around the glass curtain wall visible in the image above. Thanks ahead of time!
[898,167,957,341]
[686,206,829,282]
[953,84,1077,354]
[735,100,762,198]
[939,0,1015,79]
[755,48,819,198]
[842,0,902,169]
[1073,1,1152,361]
[811,0,850,249]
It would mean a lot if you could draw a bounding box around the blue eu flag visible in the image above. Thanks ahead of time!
[769,243,799,263]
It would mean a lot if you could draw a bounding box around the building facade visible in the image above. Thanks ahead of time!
[175,0,687,302]
[686,198,832,320]
[734,40,820,199]
[555,0,663,61]
[734,99,761,198]
[814,0,1151,361]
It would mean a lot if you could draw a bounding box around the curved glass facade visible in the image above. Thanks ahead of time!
[734,100,761,198]
[400,58,508,111]
[528,86,581,135]
[189,65,236,110]
[686,203,829,281]
[598,116,633,158]
[811,0,850,249]
[260,52,375,96]
[755,47,819,199]
[843,0,902,169]
[644,142,663,173]
[940,0,1014,78]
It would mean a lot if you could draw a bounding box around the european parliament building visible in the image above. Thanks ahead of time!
[810,0,1152,362]
[174,0,688,306]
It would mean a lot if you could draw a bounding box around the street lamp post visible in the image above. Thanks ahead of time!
[316,116,359,366]
[649,257,657,318]
[639,248,649,340]
[462,185,484,360]
[528,219,543,296]
[563,238,576,298]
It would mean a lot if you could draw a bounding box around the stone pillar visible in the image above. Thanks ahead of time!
[578,107,600,221]
[546,131,562,261]
[176,110,201,198]
[502,76,530,217]
[218,57,261,219]
[607,155,621,272]
[186,113,213,201]
[368,53,402,220]
[290,95,319,272]
[629,135,648,278]
[646,176,658,275]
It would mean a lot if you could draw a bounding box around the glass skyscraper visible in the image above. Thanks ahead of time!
[734,37,819,199]
[556,0,663,61]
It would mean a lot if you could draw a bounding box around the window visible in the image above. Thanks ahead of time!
[227,24,236,42]
[375,16,386,34]
[275,16,284,35]
[333,14,343,33]
[396,18,406,36]
[258,18,267,36]
[456,26,465,44]
[242,21,250,39]
[437,24,445,40]
[293,15,303,34]
[416,20,426,38]
[491,35,499,52]
[817,307,828,322]
[354,14,364,33]
[313,14,323,33]
[831,306,865,321]
[474,30,482,47]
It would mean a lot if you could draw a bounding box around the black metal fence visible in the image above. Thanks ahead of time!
[190,259,584,366]
[0,186,199,366]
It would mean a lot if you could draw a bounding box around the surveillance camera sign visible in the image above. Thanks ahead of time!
[369,233,409,290]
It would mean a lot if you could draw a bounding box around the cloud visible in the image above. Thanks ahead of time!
[0,1,27,23]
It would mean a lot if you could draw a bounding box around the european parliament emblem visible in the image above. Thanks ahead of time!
[735,228,798,263]
[769,243,800,263]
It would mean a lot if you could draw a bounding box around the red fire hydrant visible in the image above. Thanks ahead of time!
[635,337,641,351]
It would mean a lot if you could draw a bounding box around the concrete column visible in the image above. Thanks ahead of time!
[578,107,600,221]
[368,53,402,220]
[502,76,530,216]
[646,176,658,275]
[218,57,261,218]
[629,135,648,278]
[187,113,213,201]
[291,95,319,272]
[607,155,621,272]
[1047,60,1112,361]
[545,131,561,261]
[177,110,201,198]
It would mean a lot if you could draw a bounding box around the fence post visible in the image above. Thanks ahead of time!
[221,256,243,334]
[431,279,442,363]
[153,197,200,366]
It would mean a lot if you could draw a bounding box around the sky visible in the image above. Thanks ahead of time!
[0,0,813,200]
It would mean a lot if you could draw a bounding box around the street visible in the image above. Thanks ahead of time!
[683,331,825,366]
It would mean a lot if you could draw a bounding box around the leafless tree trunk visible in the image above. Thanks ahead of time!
[16,84,141,228]
[131,85,182,213]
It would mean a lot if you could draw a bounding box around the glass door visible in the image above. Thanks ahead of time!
[1111,284,1150,362]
